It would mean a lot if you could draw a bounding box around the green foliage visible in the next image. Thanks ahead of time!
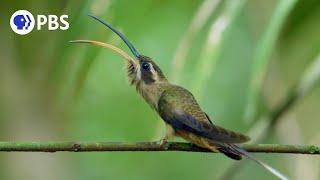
[1,0,320,179]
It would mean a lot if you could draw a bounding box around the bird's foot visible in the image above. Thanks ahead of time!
[156,137,169,149]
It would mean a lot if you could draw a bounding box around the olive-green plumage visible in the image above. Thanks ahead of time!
[158,85,249,143]
[127,55,250,160]
[157,85,251,159]
[78,15,288,179]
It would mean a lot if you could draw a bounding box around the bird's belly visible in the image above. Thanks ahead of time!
[175,130,219,152]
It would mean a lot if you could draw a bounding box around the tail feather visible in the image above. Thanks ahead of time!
[218,146,242,160]
[227,144,288,180]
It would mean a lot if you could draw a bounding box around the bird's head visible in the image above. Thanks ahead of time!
[71,15,167,88]
[127,55,166,86]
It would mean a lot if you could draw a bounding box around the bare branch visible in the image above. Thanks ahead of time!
[0,141,319,154]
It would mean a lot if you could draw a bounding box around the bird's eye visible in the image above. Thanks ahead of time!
[142,62,150,70]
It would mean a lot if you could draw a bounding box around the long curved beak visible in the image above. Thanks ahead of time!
[88,15,140,58]
[70,40,136,65]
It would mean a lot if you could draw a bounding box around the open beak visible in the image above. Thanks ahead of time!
[69,39,137,66]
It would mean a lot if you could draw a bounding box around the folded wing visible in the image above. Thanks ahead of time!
[158,86,250,143]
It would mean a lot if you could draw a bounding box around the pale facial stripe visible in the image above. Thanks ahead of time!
[136,65,141,80]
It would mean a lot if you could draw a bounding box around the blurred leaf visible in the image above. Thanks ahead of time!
[244,0,298,122]
[191,0,247,99]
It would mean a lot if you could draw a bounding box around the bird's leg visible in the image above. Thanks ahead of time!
[157,124,175,148]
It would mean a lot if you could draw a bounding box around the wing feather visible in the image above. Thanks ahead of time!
[158,86,250,143]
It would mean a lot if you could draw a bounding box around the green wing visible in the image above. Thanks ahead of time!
[158,86,250,143]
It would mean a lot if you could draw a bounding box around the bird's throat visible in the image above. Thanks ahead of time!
[136,82,169,110]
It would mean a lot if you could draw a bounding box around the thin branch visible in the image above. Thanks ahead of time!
[0,142,319,154]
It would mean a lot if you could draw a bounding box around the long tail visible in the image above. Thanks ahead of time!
[221,144,289,180]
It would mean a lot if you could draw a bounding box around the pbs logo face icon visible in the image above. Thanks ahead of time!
[10,10,35,35]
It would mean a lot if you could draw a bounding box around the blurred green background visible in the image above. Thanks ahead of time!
[1,0,320,179]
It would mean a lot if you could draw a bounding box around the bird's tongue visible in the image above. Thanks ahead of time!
[69,39,136,64]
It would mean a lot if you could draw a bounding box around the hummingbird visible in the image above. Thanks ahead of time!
[71,15,288,180]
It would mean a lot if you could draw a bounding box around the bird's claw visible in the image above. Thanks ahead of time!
[157,138,169,149]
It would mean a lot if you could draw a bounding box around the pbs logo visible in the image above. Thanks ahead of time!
[10,10,35,35]
[10,10,69,35]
